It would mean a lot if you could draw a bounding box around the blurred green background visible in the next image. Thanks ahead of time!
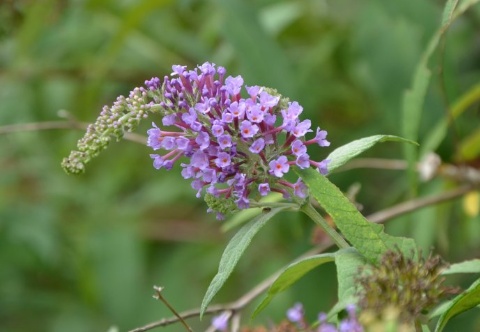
[1,0,480,331]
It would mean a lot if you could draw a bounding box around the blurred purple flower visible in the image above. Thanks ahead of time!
[211,312,230,331]
[287,303,304,323]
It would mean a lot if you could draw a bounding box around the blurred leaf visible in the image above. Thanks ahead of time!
[297,168,418,263]
[252,253,336,318]
[326,135,417,173]
[422,324,433,332]
[435,277,480,332]
[430,300,453,318]
[219,0,297,98]
[200,206,289,317]
[462,191,480,217]
[402,0,457,191]
[456,128,480,162]
[15,0,56,59]
[442,259,480,275]
[259,2,303,36]
[421,83,480,157]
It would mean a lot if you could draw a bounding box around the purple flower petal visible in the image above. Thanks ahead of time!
[249,138,265,154]
[259,183,270,196]
[239,120,259,138]
[269,156,290,177]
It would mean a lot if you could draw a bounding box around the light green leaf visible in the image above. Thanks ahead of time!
[435,277,480,332]
[442,259,480,275]
[420,76,480,157]
[326,135,417,173]
[430,300,453,318]
[422,325,432,332]
[252,253,336,318]
[200,206,288,317]
[297,168,417,263]
[335,248,367,301]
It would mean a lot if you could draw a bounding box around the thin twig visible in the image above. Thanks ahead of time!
[367,184,477,223]
[336,158,408,172]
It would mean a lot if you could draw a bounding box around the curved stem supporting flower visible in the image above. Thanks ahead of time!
[300,201,350,249]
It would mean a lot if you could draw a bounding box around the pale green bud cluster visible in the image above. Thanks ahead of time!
[62,87,152,174]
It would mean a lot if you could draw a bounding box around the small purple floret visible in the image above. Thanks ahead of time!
[211,312,229,331]
[249,138,265,154]
[269,156,290,178]
[259,183,270,196]
[287,303,304,323]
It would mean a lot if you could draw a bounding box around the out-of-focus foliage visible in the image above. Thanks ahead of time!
[1,0,479,331]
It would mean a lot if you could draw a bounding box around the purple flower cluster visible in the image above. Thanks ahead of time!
[146,62,330,218]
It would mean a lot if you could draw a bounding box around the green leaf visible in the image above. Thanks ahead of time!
[335,248,367,301]
[297,168,417,263]
[326,248,366,320]
[326,135,417,173]
[456,128,480,161]
[430,300,453,318]
[442,259,480,275]
[252,253,336,318]
[422,325,433,332]
[200,206,288,318]
[401,0,457,188]
[435,277,480,332]
[420,79,480,157]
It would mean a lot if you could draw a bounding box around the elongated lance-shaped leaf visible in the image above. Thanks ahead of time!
[435,277,480,332]
[297,168,417,263]
[200,206,289,318]
[252,253,336,318]
[326,135,417,173]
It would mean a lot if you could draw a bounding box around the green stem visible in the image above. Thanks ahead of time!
[301,201,350,249]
